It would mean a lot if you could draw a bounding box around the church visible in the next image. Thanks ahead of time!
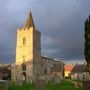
[11,12,64,83]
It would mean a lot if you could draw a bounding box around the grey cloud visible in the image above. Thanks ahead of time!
[0,0,90,63]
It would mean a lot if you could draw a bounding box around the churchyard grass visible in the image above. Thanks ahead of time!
[72,79,83,83]
[0,84,3,90]
[9,82,36,90]
[45,79,82,90]
[8,79,82,90]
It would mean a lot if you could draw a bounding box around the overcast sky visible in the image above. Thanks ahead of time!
[0,0,90,64]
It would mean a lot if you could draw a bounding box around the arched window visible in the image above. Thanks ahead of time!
[22,72,26,81]
[22,63,26,71]
[44,68,47,75]
[23,37,26,45]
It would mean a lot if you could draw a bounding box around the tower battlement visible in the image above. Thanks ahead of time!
[17,27,34,31]
[17,27,40,33]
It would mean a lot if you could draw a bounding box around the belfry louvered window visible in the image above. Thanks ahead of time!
[23,37,26,45]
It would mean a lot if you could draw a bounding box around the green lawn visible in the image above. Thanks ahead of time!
[9,82,36,90]
[45,80,82,90]
[0,84,3,90]
[1,79,82,90]
[72,79,83,83]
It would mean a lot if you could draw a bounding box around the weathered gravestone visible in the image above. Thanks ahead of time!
[83,81,90,90]
[36,79,45,90]
[0,80,9,90]
[35,76,45,90]
[83,71,90,90]
[52,73,61,85]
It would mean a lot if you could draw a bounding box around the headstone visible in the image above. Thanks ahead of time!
[44,75,49,84]
[83,81,90,90]
[52,74,61,85]
[74,82,79,88]
[34,74,45,90]
[83,71,90,90]
[0,80,9,90]
[36,79,45,90]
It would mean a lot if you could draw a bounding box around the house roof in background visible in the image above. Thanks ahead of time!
[65,64,74,71]
[71,64,86,73]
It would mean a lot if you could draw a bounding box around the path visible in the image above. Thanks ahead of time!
[66,79,83,87]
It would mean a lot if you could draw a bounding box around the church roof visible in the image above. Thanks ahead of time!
[24,12,35,29]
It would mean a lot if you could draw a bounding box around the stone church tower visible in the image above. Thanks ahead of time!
[11,12,42,82]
